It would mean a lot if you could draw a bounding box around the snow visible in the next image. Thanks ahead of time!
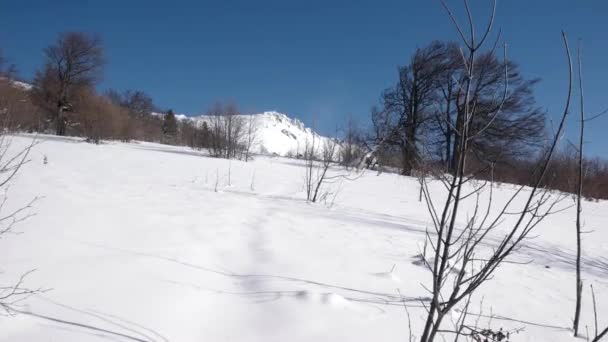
[11,81,33,91]
[153,111,334,156]
[234,111,331,156]
[0,78,33,91]
[0,134,607,342]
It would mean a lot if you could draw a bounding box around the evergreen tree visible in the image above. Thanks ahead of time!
[162,109,178,144]
[200,121,210,147]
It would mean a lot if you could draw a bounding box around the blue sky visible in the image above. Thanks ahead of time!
[2,0,607,156]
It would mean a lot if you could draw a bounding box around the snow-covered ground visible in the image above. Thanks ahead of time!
[0,135,606,342]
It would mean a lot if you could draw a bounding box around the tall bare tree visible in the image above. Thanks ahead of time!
[372,37,545,177]
[340,114,366,169]
[422,43,546,175]
[573,40,585,337]
[207,102,245,159]
[244,115,259,162]
[376,41,454,175]
[33,32,104,136]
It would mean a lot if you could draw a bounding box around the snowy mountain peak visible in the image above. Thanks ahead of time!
[246,111,329,156]
[183,111,332,157]
[258,111,313,135]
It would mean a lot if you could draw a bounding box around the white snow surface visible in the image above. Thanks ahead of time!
[155,111,334,156]
[0,135,607,342]
[11,81,33,91]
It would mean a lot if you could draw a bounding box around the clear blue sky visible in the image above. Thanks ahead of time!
[2,0,607,157]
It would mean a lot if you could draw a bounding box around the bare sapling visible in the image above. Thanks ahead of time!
[417,1,575,341]
[303,135,363,203]
[244,115,259,162]
[573,39,585,337]
[0,131,41,314]
[214,168,220,192]
[250,170,256,191]
[589,284,608,342]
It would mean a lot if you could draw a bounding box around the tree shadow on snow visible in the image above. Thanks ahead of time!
[128,144,210,159]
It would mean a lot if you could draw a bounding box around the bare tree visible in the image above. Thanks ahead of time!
[572,40,585,337]
[33,32,104,136]
[0,53,42,133]
[104,89,166,142]
[207,102,245,159]
[376,41,454,175]
[421,43,546,175]
[244,115,259,162]
[589,285,608,342]
[303,135,362,204]
[304,136,339,203]
[340,114,366,169]
[106,89,156,118]
[0,80,41,133]
[371,35,544,178]
[447,53,545,175]
[417,1,574,341]
[75,88,132,144]
[0,123,40,314]
[180,119,210,150]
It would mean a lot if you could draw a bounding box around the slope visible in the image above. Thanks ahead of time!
[0,135,606,342]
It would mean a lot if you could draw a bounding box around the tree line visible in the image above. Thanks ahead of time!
[366,39,608,199]
[0,32,259,159]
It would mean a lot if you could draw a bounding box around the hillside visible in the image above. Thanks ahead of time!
[155,111,335,156]
[3,79,334,157]
[0,135,606,342]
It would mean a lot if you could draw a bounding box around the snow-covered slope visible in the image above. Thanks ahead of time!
[220,111,332,157]
[157,111,334,156]
[1,135,607,342]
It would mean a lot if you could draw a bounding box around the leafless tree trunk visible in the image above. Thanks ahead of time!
[244,115,259,162]
[573,40,585,337]
[33,32,104,136]
[595,329,608,342]
[588,284,608,342]
[303,135,319,202]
